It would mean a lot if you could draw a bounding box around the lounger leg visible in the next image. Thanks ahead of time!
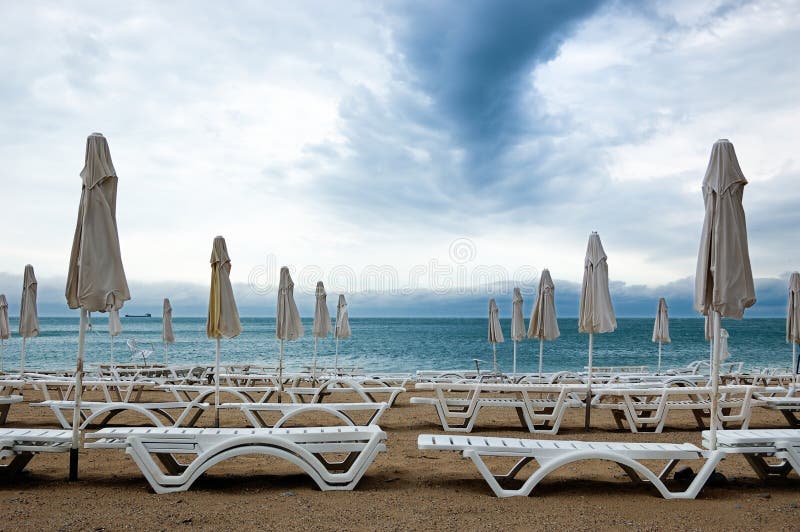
[744,455,793,480]
[610,410,627,431]
[658,459,682,481]
[155,453,188,475]
[691,409,707,429]
[617,463,643,482]
[780,410,800,427]
[502,457,535,481]
[0,452,34,476]
[0,405,9,425]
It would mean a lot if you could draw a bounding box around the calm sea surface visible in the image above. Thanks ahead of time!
[0,317,792,374]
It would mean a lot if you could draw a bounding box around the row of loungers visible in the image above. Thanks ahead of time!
[412,382,800,433]
[2,425,800,499]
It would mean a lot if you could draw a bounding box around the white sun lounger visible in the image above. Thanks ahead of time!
[418,434,721,498]
[702,429,800,480]
[0,428,72,476]
[286,378,405,406]
[85,425,386,493]
[31,399,210,429]
[218,402,389,428]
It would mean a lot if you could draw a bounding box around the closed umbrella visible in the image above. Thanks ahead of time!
[578,232,616,430]
[162,298,175,364]
[510,288,525,377]
[206,236,242,426]
[488,298,504,373]
[65,132,131,480]
[694,139,756,449]
[0,294,9,372]
[334,294,351,371]
[787,272,800,375]
[652,298,671,372]
[312,282,332,377]
[276,266,303,394]
[19,264,39,374]
[528,269,560,380]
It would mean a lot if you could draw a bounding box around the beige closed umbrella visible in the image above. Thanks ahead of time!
[528,269,560,380]
[652,298,671,373]
[19,264,40,374]
[162,298,175,364]
[0,294,9,372]
[694,139,756,449]
[787,272,800,381]
[206,236,242,426]
[510,288,525,377]
[578,232,616,430]
[334,294,351,372]
[276,266,303,394]
[65,132,131,480]
[311,282,332,377]
[488,298,505,373]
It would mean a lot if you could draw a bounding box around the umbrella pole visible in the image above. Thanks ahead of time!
[709,339,713,373]
[110,335,115,365]
[513,340,517,378]
[709,311,722,450]
[214,338,220,427]
[658,341,662,373]
[70,308,87,481]
[165,343,169,366]
[793,342,797,394]
[278,338,284,403]
[1,339,4,373]
[584,333,593,431]
[492,343,497,373]
[20,337,26,375]
[538,338,544,383]
[312,337,318,382]
[335,337,339,372]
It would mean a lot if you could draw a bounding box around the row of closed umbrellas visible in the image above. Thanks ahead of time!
[3,133,800,476]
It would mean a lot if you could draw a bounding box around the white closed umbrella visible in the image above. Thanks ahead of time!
[312,282,332,377]
[276,266,303,394]
[652,298,671,373]
[510,288,525,377]
[578,232,616,430]
[787,272,800,376]
[162,298,175,364]
[528,269,560,380]
[65,132,131,480]
[488,298,504,373]
[694,139,756,449]
[334,294,351,371]
[0,294,9,372]
[206,236,242,426]
[19,264,39,374]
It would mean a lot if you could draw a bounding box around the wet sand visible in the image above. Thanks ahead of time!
[2,386,799,531]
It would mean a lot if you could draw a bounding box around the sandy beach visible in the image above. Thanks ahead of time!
[2,386,799,531]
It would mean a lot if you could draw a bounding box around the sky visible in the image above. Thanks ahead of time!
[1,0,799,317]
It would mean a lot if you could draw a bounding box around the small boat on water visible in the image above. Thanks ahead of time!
[124,313,152,318]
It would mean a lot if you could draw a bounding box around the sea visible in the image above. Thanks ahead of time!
[0,317,793,375]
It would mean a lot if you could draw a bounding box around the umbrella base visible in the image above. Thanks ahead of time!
[69,448,79,481]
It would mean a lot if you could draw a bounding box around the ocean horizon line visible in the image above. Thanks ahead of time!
[13,315,785,320]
